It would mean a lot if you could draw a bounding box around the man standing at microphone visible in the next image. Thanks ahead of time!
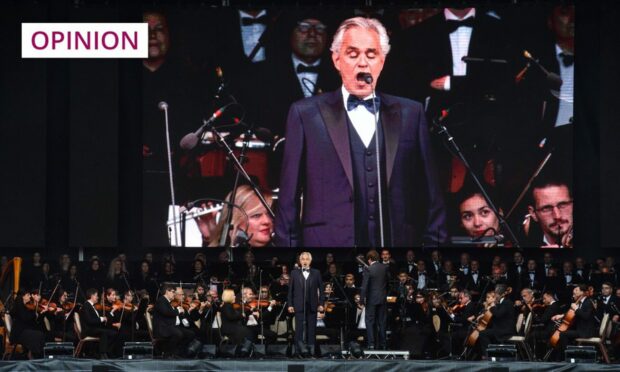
[288,252,324,357]
[275,17,446,248]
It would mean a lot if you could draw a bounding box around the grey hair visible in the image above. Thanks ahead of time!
[330,17,391,55]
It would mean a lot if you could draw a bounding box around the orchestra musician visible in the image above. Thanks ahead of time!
[531,290,562,359]
[153,284,195,359]
[220,288,254,345]
[400,291,435,359]
[80,288,118,358]
[430,291,454,358]
[449,290,479,355]
[9,289,46,359]
[476,285,515,360]
[550,284,598,361]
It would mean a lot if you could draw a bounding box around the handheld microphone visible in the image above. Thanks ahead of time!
[158,101,168,110]
[356,72,373,84]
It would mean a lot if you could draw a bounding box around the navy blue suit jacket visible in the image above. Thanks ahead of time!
[274,89,447,247]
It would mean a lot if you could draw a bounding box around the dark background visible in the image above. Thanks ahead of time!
[0,0,618,262]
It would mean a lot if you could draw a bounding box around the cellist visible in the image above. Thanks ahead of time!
[477,285,516,360]
[549,284,597,361]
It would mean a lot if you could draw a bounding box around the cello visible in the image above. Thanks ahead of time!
[465,287,512,348]
[548,294,585,348]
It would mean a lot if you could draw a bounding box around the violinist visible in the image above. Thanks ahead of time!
[477,285,515,360]
[316,282,339,344]
[550,284,597,360]
[597,282,620,324]
[80,288,117,358]
[9,289,46,359]
[103,288,122,331]
[220,289,254,345]
[449,290,479,355]
[401,291,434,359]
[256,285,279,343]
[153,284,195,359]
[531,291,562,359]
[514,288,535,316]
[45,289,76,343]
[430,292,453,357]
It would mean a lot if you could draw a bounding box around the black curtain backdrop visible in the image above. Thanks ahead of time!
[1,0,618,260]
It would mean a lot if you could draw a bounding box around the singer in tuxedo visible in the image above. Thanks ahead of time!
[275,16,446,248]
[361,250,389,349]
[287,252,325,356]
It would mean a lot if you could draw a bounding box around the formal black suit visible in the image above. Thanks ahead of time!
[287,267,324,352]
[556,297,598,360]
[463,271,486,299]
[532,300,562,356]
[80,301,117,356]
[9,301,45,357]
[361,261,389,348]
[478,298,516,356]
[522,270,546,291]
[152,296,194,356]
[274,89,447,247]
[451,300,480,354]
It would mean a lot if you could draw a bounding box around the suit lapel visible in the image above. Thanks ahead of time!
[319,91,354,190]
[380,94,402,187]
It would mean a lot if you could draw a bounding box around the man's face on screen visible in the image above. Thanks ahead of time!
[144,12,170,60]
[332,26,385,97]
[530,185,573,243]
[291,18,327,64]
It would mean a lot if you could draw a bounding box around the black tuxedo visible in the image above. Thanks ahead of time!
[361,262,389,348]
[463,271,486,298]
[287,267,324,350]
[274,89,447,247]
[556,298,598,359]
[152,297,194,355]
[478,298,516,356]
[522,270,545,291]
[401,262,418,277]
[80,301,116,355]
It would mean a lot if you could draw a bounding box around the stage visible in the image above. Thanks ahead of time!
[0,358,618,372]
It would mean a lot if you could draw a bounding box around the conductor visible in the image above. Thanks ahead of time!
[361,249,389,349]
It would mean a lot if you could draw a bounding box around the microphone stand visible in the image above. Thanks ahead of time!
[370,87,386,247]
[211,126,275,224]
[432,117,520,247]
[329,275,353,347]
[258,268,265,345]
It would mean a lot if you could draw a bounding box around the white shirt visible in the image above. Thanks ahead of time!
[356,307,366,329]
[554,44,574,127]
[443,8,476,90]
[342,86,379,148]
[239,10,267,63]
[292,54,320,98]
[167,298,180,326]
[417,273,426,289]
[88,300,105,323]
[302,268,310,280]
[472,271,479,283]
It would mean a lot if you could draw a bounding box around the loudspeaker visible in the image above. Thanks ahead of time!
[319,344,342,359]
[200,344,217,359]
[122,342,153,360]
[565,345,597,363]
[43,342,74,359]
[219,344,237,358]
[347,341,363,359]
[266,344,290,358]
[487,344,517,362]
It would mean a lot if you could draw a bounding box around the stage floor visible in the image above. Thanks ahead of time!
[0,358,618,372]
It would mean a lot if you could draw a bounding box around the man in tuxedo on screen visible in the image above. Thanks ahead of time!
[287,252,325,357]
[274,17,446,247]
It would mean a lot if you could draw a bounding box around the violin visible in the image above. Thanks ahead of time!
[247,300,278,309]
[450,303,466,313]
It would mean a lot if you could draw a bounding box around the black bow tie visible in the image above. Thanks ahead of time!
[559,52,574,67]
[296,64,320,74]
[472,272,478,275]
[241,15,269,26]
[529,271,536,275]
[302,268,310,273]
[419,272,426,276]
[445,17,475,33]
[346,95,380,113]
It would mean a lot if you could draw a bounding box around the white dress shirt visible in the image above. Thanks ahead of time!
[554,44,574,127]
[342,86,379,148]
[443,8,476,90]
[292,54,321,98]
[239,10,267,63]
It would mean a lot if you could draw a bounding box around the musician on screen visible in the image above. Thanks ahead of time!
[275,17,446,247]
